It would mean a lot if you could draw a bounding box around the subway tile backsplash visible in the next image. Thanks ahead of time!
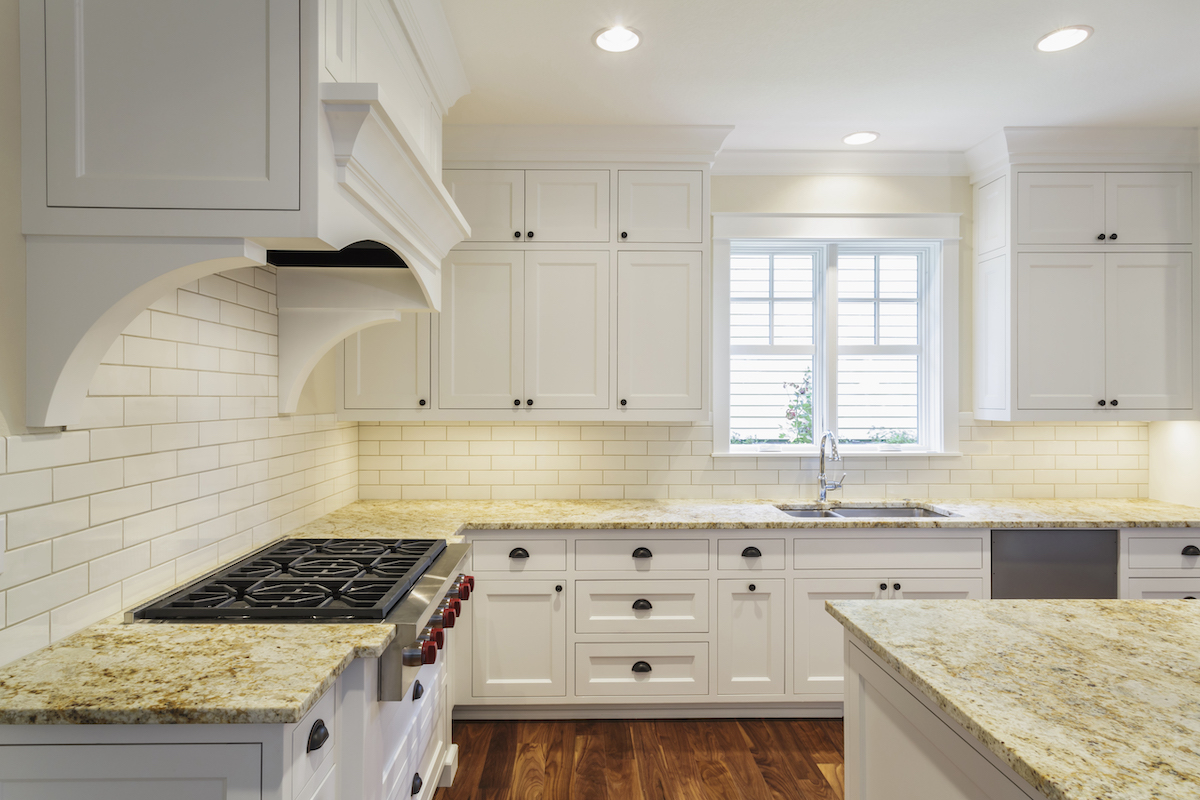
[0,266,358,666]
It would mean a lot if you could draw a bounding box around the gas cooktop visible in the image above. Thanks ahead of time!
[132,538,447,621]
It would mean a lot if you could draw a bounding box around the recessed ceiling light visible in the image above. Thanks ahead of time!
[593,26,641,53]
[1036,25,1093,52]
[843,132,878,146]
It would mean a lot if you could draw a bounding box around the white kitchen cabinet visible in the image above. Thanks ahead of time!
[716,579,786,695]
[471,579,567,698]
[975,176,1008,256]
[617,251,704,409]
[618,170,703,243]
[1017,252,1192,410]
[525,170,611,242]
[891,577,983,600]
[575,642,709,697]
[1017,172,1193,245]
[438,250,609,410]
[443,170,525,242]
[1126,578,1200,599]
[343,315,431,410]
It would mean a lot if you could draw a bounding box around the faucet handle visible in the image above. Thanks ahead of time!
[829,473,847,491]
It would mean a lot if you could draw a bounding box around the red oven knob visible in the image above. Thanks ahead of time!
[448,598,461,615]
[421,640,437,664]
[442,608,456,628]
[464,575,475,590]
[458,581,471,601]
[430,627,444,649]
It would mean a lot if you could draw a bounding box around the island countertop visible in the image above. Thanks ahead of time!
[2,496,1199,726]
[827,598,1200,800]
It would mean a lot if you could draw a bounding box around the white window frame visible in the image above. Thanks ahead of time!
[713,213,961,457]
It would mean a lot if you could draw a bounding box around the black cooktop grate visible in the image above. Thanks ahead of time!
[134,538,446,620]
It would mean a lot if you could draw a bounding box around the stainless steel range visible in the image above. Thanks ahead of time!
[128,537,473,701]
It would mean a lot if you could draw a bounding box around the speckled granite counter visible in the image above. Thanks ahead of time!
[287,497,1200,541]
[827,599,1200,800]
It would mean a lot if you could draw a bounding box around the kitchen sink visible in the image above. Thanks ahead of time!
[778,505,955,519]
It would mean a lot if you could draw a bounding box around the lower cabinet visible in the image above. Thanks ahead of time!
[471,578,567,697]
[716,578,785,695]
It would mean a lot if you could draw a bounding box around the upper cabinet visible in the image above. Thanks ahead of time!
[445,170,610,242]
[1017,172,1193,245]
[617,170,704,243]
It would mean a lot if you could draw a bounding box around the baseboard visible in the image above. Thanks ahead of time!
[453,702,844,720]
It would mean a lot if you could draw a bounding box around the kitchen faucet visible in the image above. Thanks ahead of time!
[818,430,845,501]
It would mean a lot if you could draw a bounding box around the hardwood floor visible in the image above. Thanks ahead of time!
[434,719,845,800]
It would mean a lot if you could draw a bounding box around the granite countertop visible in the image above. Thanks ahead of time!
[2,497,1199,726]
[827,599,1200,800]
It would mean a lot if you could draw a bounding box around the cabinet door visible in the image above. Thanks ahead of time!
[1016,253,1107,409]
[617,251,704,409]
[974,254,1009,412]
[794,578,884,697]
[717,579,786,695]
[890,578,984,600]
[443,170,525,242]
[524,170,610,242]
[524,251,610,409]
[343,315,431,409]
[439,251,524,408]
[618,170,703,243]
[975,175,1007,256]
[1106,173,1193,245]
[43,1,300,211]
[1106,253,1193,409]
[1126,578,1200,600]
[1017,173,1106,245]
[471,579,567,698]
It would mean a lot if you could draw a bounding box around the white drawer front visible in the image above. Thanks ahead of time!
[1128,537,1200,570]
[1127,577,1200,599]
[717,538,786,570]
[575,579,709,633]
[794,537,983,570]
[472,538,568,572]
[575,642,709,696]
[576,538,709,572]
[292,684,336,797]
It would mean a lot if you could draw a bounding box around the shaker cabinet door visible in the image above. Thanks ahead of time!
[343,315,431,410]
[717,579,786,695]
[443,170,526,242]
[471,580,567,698]
[794,578,885,698]
[1017,173,1105,245]
[1105,173,1193,245]
[524,170,610,242]
[618,170,703,243]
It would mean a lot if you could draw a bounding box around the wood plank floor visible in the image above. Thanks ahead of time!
[434,719,845,800]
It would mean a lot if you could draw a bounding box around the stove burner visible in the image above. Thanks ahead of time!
[285,558,368,580]
[173,583,240,608]
[244,583,332,608]
[317,540,389,556]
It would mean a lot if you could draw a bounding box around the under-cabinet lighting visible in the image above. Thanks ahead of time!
[843,132,879,145]
[1036,25,1093,52]
[593,26,641,52]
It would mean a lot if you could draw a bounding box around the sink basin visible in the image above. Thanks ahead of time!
[829,507,952,518]
[780,509,841,518]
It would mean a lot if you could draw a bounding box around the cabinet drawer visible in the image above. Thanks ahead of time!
[1128,537,1200,570]
[472,538,568,572]
[576,538,709,571]
[717,538,786,570]
[575,642,709,696]
[1127,577,1200,599]
[292,684,337,797]
[575,579,709,633]
[794,537,983,570]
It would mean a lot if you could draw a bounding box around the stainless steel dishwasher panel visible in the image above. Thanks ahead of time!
[991,529,1118,599]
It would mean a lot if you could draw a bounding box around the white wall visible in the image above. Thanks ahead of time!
[1148,421,1200,505]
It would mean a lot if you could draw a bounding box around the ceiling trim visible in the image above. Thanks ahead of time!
[712,149,970,177]
[967,127,1200,183]
[713,212,962,241]
[443,124,735,165]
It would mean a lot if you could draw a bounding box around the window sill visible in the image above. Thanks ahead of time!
[713,450,963,460]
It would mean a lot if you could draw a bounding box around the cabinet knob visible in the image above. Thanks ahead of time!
[880,583,887,591]
[632,547,653,559]
[1111,399,1119,407]
[514,231,521,239]
[749,584,756,592]
[621,231,628,239]
[411,773,423,796]
[509,547,530,559]
[632,660,652,673]
[742,546,762,558]
[514,399,520,406]
[419,399,426,406]
[1182,545,1200,556]
[1097,233,1106,241]
[1098,399,1106,406]
[556,584,563,592]
[306,719,330,753]
[620,399,627,406]
[894,583,901,591]
[632,598,653,610]
[527,231,534,239]
[527,398,534,406]
[412,680,424,700]
[1109,233,1118,240]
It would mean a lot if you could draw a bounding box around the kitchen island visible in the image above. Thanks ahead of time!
[828,598,1200,800]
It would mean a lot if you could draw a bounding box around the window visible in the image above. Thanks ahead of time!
[727,241,942,451]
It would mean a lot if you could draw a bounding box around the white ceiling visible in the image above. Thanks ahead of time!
[440,0,1200,154]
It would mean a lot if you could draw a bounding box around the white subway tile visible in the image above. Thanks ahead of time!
[198,320,238,349]
[91,427,152,461]
[52,521,123,570]
[124,337,177,368]
[53,460,123,501]
[125,451,178,486]
[90,485,152,525]
[7,565,89,625]
[150,311,198,344]
[6,499,90,548]
[152,475,200,509]
[124,397,177,426]
[0,614,50,667]
[177,290,221,322]
[6,432,90,473]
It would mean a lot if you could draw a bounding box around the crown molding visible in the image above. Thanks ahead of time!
[712,149,969,176]
[443,124,735,165]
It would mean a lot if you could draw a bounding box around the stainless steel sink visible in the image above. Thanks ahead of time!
[777,504,955,519]
[779,508,842,518]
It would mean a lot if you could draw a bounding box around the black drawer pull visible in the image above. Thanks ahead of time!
[1186,596,1197,600]
[509,547,530,559]
[632,661,652,673]
[632,547,653,559]
[306,719,329,753]
[412,773,423,795]
[741,546,762,558]
[632,598,653,611]
[1183,545,1200,557]
[412,680,424,700]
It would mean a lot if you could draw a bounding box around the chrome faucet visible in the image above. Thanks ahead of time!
[818,430,845,502]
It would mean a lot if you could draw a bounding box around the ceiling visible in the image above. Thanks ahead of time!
[440,0,1200,154]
